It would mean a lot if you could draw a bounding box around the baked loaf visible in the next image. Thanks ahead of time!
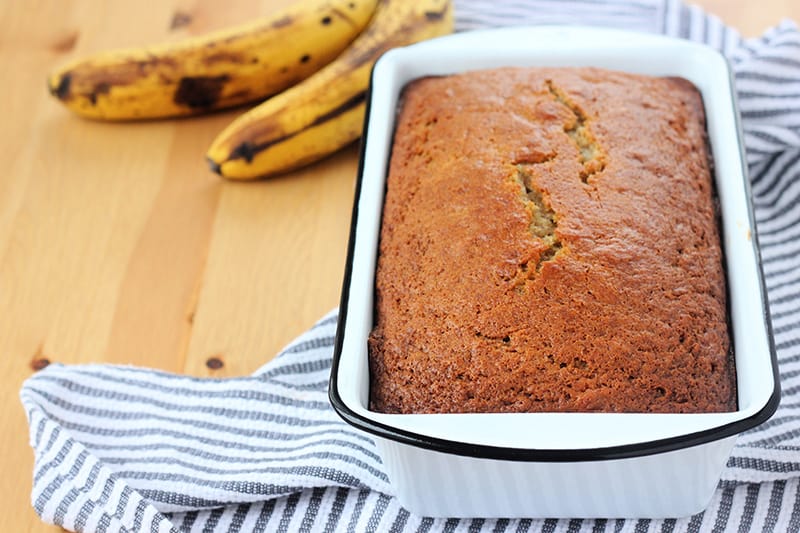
[368,66,737,414]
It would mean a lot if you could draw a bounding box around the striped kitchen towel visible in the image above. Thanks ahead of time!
[20,1,800,531]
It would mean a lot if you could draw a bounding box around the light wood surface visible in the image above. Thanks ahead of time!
[1,1,796,531]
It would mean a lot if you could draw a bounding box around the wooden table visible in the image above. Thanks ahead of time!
[1,1,796,531]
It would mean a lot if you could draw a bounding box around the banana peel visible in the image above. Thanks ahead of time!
[206,0,454,180]
[47,0,379,120]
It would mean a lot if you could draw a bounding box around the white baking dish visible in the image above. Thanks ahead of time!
[329,26,780,519]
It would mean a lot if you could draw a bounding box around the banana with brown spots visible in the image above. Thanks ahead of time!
[206,0,453,180]
[47,0,379,120]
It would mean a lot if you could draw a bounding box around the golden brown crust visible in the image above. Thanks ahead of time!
[369,67,736,414]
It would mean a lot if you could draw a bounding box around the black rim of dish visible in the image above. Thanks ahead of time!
[328,41,782,463]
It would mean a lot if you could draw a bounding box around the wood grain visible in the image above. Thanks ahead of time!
[0,1,796,531]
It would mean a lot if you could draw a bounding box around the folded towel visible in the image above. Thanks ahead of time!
[21,1,800,531]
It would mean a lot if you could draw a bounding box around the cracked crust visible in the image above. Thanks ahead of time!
[368,66,736,414]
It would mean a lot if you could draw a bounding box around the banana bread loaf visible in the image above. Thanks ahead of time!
[368,66,736,414]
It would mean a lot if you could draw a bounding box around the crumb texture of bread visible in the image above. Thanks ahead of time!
[368,67,736,414]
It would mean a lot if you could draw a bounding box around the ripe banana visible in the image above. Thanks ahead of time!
[47,0,379,120]
[206,0,453,180]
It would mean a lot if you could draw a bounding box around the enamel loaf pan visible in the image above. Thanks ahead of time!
[329,26,780,519]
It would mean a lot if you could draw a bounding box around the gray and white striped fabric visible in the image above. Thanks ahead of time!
[20,1,800,531]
